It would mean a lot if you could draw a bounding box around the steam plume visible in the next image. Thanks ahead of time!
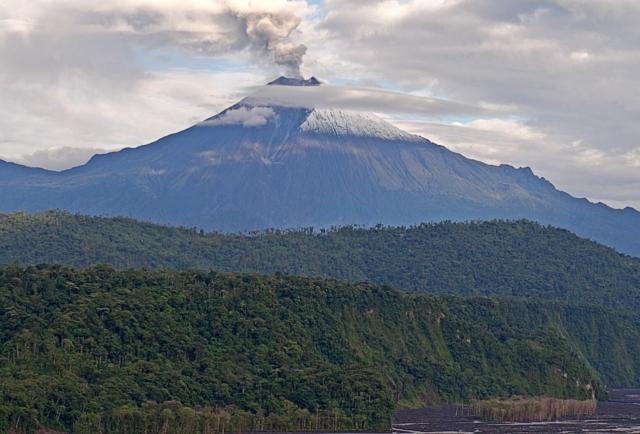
[236,10,307,78]
[1,0,310,78]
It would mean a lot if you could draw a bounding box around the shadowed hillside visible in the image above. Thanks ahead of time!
[1,211,639,310]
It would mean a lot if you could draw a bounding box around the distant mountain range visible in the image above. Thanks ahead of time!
[1,76,639,256]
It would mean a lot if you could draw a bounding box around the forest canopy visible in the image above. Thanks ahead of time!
[1,265,639,432]
[1,211,639,311]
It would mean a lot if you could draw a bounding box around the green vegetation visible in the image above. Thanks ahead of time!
[472,397,597,422]
[2,265,633,433]
[71,402,368,434]
[2,212,640,432]
[1,211,639,310]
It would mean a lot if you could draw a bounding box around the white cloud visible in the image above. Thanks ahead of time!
[0,0,312,167]
[0,0,639,210]
[203,106,275,127]
[10,147,111,171]
[393,117,640,209]
[246,83,491,118]
[308,0,640,209]
[0,0,312,74]
[569,51,591,62]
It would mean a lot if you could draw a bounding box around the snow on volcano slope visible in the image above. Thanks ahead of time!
[300,109,421,141]
[0,77,639,256]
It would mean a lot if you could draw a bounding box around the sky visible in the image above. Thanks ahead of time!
[1,0,639,209]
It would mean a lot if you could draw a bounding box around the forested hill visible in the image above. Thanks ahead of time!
[1,211,640,310]
[2,265,639,433]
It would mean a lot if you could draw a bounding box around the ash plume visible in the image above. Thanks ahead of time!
[236,10,308,78]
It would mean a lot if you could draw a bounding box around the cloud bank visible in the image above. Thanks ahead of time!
[0,0,311,168]
[310,0,640,208]
[14,147,111,171]
[246,84,491,118]
[1,0,639,209]
[203,106,275,127]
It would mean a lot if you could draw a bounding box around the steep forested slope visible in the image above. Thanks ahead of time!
[1,211,639,310]
[2,265,639,433]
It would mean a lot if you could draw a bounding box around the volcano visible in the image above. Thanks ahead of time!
[1,76,639,256]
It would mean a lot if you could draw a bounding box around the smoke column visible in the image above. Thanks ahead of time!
[235,10,308,78]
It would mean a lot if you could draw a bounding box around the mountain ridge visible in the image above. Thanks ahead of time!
[1,77,639,255]
[2,211,639,312]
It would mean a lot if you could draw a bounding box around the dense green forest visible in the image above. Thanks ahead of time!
[2,265,639,433]
[1,211,640,310]
[2,212,640,432]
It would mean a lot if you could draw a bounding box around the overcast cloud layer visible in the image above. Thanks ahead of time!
[1,0,639,209]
